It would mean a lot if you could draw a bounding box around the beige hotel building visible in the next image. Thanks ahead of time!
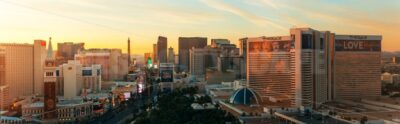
[0,40,47,109]
[75,49,128,81]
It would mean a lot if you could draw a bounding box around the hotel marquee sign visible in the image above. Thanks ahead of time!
[335,40,381,51]
[249,41,292,53]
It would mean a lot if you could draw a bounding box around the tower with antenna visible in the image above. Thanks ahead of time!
[128,37,131,67]
[47,37,53,58]
[43,37,57,121]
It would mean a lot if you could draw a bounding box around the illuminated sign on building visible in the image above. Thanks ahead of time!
[248,41,292,53]
[159,63,174,82]
[335,40,381,51]
[138,84,144,93]
[41,41,46,47]
[160,70,173,82]
[147,57,152,65]
[124,92,131,100]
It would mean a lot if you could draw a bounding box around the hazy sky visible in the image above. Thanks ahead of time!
[0,0,399,54]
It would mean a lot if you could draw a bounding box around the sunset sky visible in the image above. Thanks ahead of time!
[0,0,399,54]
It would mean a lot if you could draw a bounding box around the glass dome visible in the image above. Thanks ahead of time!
[229,88,261,105]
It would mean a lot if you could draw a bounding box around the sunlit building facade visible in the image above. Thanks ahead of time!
[56,61,101,98]
[0,41,46,102]
[246,28,382,108]
[0,41,48,109]
[290,28,331,108]
[61,61,83,99]
[332,35,381,100]
[33,40,47,96]
[0,85,9,110]
[0,46,5,87]
[57,42,84,64]
[75,49,127,81]
[247,36,296,106]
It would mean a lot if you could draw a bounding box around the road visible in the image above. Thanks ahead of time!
[87,95,147,124]
[87,71,155,124]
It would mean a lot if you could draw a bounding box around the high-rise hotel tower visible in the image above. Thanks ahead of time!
[247,36,296,107]
[290,28,331,108]
[246,28,381,108]
[332,35,381,100]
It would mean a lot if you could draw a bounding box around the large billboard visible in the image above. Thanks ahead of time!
[249,41,291,53]
[44,82,56,119]
[160,70,173,82]
[335,40,381,52]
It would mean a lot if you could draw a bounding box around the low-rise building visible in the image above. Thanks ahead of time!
[382,72,394,84]
[56,61,102,99]
[0,116,23,124]
[206,69,236,84]
[22,99,93,123]
[75,49,128,81]
[218,88,351,124]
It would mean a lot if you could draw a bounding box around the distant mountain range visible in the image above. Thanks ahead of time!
[382,51,400,58]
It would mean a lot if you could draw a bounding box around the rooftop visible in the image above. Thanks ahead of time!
[321,100,400,123]
[0,111,7,115]
[191,103,216,110]
[229,88,261,105]
[341,111,400,122]
[365,97,400,105]
[280,112,350,124]
[0,116,22,121]
[23,99,92,108]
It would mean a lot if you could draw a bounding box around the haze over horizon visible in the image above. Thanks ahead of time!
[0,0,399,54]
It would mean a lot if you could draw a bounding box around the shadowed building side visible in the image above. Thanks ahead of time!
[178,37,207,72]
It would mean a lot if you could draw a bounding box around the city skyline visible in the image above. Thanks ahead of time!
[1,1,400,123]
[0,0,399,54]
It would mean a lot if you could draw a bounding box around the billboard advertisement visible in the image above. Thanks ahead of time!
[138,84,144,93]
[44,82,56,119]
[249,41,291,53]
[335,40,381,52]
[160,70,173,82]
[124,92,131,100]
